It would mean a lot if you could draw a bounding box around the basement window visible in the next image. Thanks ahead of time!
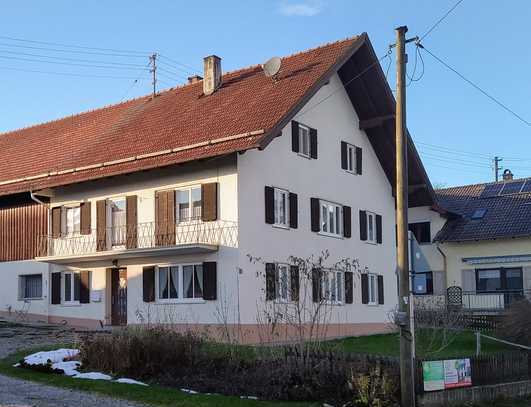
[471,209,487,220]
[19,274,43,299]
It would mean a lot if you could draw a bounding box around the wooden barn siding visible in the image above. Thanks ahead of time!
[0,202,48,261]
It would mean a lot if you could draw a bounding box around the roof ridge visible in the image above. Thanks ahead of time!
[436,176,531,192]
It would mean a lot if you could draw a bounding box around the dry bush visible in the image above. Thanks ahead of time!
[499,299,531,345]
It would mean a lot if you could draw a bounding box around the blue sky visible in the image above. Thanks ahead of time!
[1,1,530,187]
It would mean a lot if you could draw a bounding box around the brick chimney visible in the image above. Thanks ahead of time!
[503,169,514,181]
[187,75,202,84]
[203,55,222,95]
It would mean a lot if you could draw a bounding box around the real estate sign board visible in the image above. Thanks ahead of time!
[422,358,472,392]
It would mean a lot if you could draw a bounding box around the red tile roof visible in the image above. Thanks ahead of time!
[0,36,362,196]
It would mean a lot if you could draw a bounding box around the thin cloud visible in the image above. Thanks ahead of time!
[277,1,323,17]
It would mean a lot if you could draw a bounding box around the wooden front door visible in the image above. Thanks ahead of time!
[111,268,127,326]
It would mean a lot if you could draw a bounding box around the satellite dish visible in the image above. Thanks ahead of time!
[262,57,281,78]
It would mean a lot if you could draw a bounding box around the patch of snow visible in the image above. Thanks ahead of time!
[23,348,79,366]
[180,388,199,394]
[52,361,81,376]
[240,396,259,400]
[115,378,148,386]
[74,372,112,380]
[12,363,20,367]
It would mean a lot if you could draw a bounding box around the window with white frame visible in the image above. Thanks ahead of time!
[345,143,356,173]
[157,264,203,301]
[274,188,289,227]
[366,211,377,244]
[368,273,378,305]
[322,270,344,303]
[298,125,310,157]
[176,186,202,223]
[20,274,42,299]
[275,264,291,302]
[320,200,343,237]
[64,206,80,236]
[63,271,80,303]
[110,198,126,247]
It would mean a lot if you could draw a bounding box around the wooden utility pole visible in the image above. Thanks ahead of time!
[395,25,415,407]
[149,53,158,99]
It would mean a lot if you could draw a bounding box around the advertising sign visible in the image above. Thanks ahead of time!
[422,360,445,391]
[422,358,472,392]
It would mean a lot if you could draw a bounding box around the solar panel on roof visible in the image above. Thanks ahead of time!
[480,183,503,198]
[521,180,531,193]
[500,181,525,195]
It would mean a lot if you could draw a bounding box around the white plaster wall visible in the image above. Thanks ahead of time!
[408,206,446,272]
[237,73,398,326]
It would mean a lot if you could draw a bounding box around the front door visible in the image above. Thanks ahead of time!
[111,268,127,325]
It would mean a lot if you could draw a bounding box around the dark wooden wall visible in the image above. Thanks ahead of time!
[0,200,48,261]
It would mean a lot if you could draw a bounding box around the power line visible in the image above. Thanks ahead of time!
[0,41,149,58]
[414,140,493,159]
[0,65,142,80]
[420,0,465,41]
[419,151,492,168]
[419,44,530,127]
[158,54,201,75]
[0,54,150,71]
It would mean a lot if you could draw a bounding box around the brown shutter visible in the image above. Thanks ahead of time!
[310,198,320,232]
[79,270,90,304]
[166,191,176,245]
[361,274,369,304]
[290,265,299,302]
[356,147,363,175]
[142,266,155,302]
[80,202,91,235]
[155,191,163,246]
[345,272,353,304]
[376,214,383,244]
[359,210,367,241]
[51,207,62,238]
[51,272,61,304]
[126,195,138,249]
[265,263,276,301]
[155,190,175,246]
[378,275,384,304]
[201,183,218,222]
[343,205,351,238]
[312,268,322,303]
[291,121,299,153]
[96,200,107,251]
[202,261,217,300]
[309,128,318,159]
[341,141,348,170]
[289,192,298,229]
[264,186,275,224]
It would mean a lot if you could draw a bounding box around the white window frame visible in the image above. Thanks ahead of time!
[109,197,127,248]
[19,274,43,300]
[345,143,357,173]
[275,263,291,303]
[62,270,80,305]
[273,188,290,228]
[175,185,202,223]
[62,205,81,236]
[322,269,344,304]
[368,273,378,305]
[155,263,205,304]
[319,200,343,238]
[366,211,377,244]
[298,124,311,158]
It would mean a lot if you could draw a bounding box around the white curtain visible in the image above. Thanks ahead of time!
[195,265,203,297]
[170,266,179,299]
[159,267,168,299]
[183,266,193,298]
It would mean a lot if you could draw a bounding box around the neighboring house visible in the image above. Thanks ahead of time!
[409,173,531,311]
[0,34,434,342]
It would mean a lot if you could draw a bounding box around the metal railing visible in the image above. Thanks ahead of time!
[38,220,238,257]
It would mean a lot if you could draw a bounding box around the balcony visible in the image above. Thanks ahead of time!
[36,220,238,264]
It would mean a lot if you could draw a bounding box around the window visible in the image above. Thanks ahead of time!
[276,264,291,302]
[298,125,310,157]
[63,271,80,303]
[408,222,431,244]
[345,143,356,173]
[64,206,80,236]
[368,273,378,305]
[320,201,343,237]
[476,268,523,292]
[110,198,126,247]
[412,272,433,295]
[176,186,202,223]
[471,208,487,220]
[274,188,289,227]
[20,274,42,299]
[157,264,204,302]
[367,212,376,243]
[322,270,344,303]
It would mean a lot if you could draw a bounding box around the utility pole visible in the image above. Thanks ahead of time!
[149,53,158,99]
[395,25,415,407]
[494,156,503,182]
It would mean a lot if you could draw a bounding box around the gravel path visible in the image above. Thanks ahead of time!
[0,319,149,407]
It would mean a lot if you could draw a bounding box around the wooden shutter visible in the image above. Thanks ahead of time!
[312,268,322,303]
[341,141,348,170]
[289,192,298,229]
[126,195,137,249]
[356,147,363,175]
[80,202,91,235]
[79,270,90,304]
[202,261,217,300]
[265,263,276,301]
[51,206,62,238]
[96,200,107,251]
[51,272,61,304]
[290,265,299,302]
[310,198,320,232]
[309,128,318,159]
[378,275,384,304]
[376,214,383,244]
[291,121,300,153]
[202,183,218,222]
[345,272,353,304]
[155,190,175,246]
[343,205,351,238]
[361,274,369,304]
[359,210,367,241]
[142,266,155,302]
[264,186,275,224]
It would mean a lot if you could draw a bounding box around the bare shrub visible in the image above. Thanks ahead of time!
[499,299,531,345]
[351,366,399,406]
